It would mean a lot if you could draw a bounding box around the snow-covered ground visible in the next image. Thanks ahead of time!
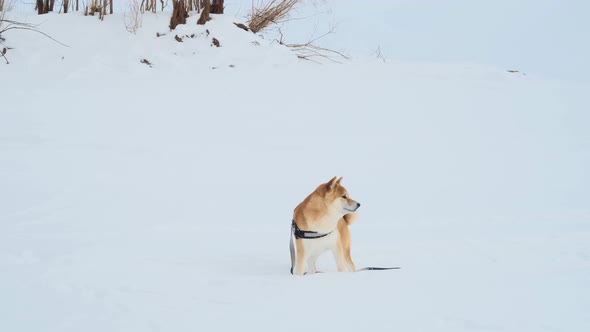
[1,4,589,332]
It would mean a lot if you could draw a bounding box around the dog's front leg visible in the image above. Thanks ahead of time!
[293,240,307,276]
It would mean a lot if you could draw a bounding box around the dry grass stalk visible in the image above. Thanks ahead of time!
[248,0,298,33]
[278,26,349,64]
[0,18,68,64]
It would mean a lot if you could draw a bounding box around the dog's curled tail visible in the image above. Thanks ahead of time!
[343,212,359,225]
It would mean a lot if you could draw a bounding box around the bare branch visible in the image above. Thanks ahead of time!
[0,19,69,47]
[276,24,348,64]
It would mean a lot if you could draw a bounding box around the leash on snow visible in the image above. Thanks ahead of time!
[299,267,401,274]
[357,266,400,271]
[289,224,400,274]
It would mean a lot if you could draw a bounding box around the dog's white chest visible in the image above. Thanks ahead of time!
[300,230,338,256]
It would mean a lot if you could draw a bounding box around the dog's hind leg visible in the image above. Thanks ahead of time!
[307,254,319,274]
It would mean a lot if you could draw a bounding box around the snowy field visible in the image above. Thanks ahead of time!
[1,2,589,332]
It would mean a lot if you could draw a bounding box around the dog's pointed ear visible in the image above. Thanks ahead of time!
[326,176,338,191]
[336,177,343,186]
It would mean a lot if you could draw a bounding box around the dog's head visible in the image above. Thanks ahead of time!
[323,176,361,216]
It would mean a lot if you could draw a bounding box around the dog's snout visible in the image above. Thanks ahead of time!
[356,202,361,208]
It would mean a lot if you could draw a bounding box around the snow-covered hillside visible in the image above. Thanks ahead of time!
[1,6,589,332]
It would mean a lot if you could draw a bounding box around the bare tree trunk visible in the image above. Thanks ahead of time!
[63,0,69,13]
[49,0,55,11]
[37,0,48,14]
[100,0,106,19]
[76,0,79,11]
[211,0,223,14]
[109,0,113,14]
[169,0,188,30]
[197,0,210,25]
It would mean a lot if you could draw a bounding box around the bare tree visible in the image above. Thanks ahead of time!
[197,0,210,24]
[169,0,188,30]
[36,0,46,14]
[142,0,157,13]
[211,0,222,14]
[0,0,16,12]
[102,0,107,18]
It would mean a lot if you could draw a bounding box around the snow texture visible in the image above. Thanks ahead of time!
[1,4,589,332]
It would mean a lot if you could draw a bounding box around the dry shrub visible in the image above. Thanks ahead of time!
[124,0,142,33]
[277,25,349,64]
[248,0,298,33]
[84,0,101,16]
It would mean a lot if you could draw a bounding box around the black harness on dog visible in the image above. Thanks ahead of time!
[290,220,334,274]
[291,220,333,239]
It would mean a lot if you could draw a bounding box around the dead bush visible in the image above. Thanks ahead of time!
[277,25,349,64]
[124,0,142,33]
[248,0,298,33]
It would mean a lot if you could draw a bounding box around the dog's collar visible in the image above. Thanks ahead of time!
[291,220,333,240]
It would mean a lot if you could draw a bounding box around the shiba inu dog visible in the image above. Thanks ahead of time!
[290,177,361,275]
